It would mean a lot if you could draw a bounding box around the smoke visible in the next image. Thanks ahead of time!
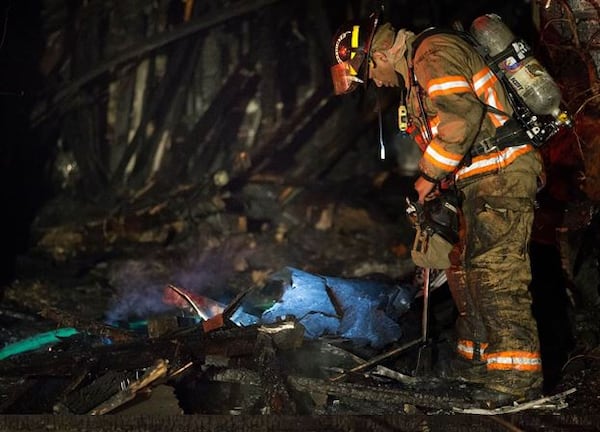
[104,259,173,324]
[104,238,253,324]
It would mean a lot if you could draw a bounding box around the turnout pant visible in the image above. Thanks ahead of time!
[448,151,543,395]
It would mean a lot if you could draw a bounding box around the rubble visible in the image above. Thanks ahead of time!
[0,269,587,420]
[0,0,599,429]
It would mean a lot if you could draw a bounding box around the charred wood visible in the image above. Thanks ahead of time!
[58,369,135,414]
[0,376,76,414]
[39,306,137,343]
[128,38,204,190]
[62,92,109,196]
[87,359,168,415]
[0,319,307,415]
[111,41,196,189]
[236,87,337,184]
[286,375,473,411]
[0,319,301,380]
[253,332,296,414]
[57,1,109,196]
[0,338,181,379]
[110,72,136,175]
[207,367,262,386]
[264,87,332,171]
[253,6,279,126]
[31,207,184,260]
[32,0,282,127]
[0,377,38,414]
[0,414,518,432]
[205,368,473,412]
[177,65,260,182]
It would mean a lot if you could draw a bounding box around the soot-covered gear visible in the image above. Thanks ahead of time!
[330,13,545,399]
[411,17,571,152]
[330,12,379,95]
[469,117,530,157]
[408,190,460,244]
[408,31,537,184]
[407,190,460,269]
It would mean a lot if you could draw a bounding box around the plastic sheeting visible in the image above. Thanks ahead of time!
[261,267,417,348]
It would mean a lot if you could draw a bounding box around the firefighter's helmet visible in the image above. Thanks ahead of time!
[330,13,379,95]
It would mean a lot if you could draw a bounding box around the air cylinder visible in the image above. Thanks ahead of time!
[470,14,563,118]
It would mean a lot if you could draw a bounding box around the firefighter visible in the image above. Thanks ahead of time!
[330,16,544,404]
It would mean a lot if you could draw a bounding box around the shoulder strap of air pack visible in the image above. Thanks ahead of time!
[410,26,531,156]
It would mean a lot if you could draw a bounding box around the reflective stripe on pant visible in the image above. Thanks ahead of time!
[456,338,489,361]
[485,350,542,372]
[457,338,541,372]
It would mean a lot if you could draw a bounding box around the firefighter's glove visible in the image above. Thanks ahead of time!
[406,191,460,270]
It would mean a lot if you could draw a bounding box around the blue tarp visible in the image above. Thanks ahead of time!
[261,267,416,348]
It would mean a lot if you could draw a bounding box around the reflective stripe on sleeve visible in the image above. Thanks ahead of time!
[472,67,497,95]
[423,140,463,171]
[427,76,472,98]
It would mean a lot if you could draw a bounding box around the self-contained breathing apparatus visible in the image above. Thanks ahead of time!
[407,13,572,155]
[405,15,572,268]
[466,13,572,148]
[331,11,572,270]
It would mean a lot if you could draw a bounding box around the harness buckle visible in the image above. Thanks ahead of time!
[471,137,498,156]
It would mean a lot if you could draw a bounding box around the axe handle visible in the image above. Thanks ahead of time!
[421,267,430,342]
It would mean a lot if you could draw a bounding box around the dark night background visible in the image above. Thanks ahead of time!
[0,0,599,423]
[1,1,46,287]
[0,0,534,287]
